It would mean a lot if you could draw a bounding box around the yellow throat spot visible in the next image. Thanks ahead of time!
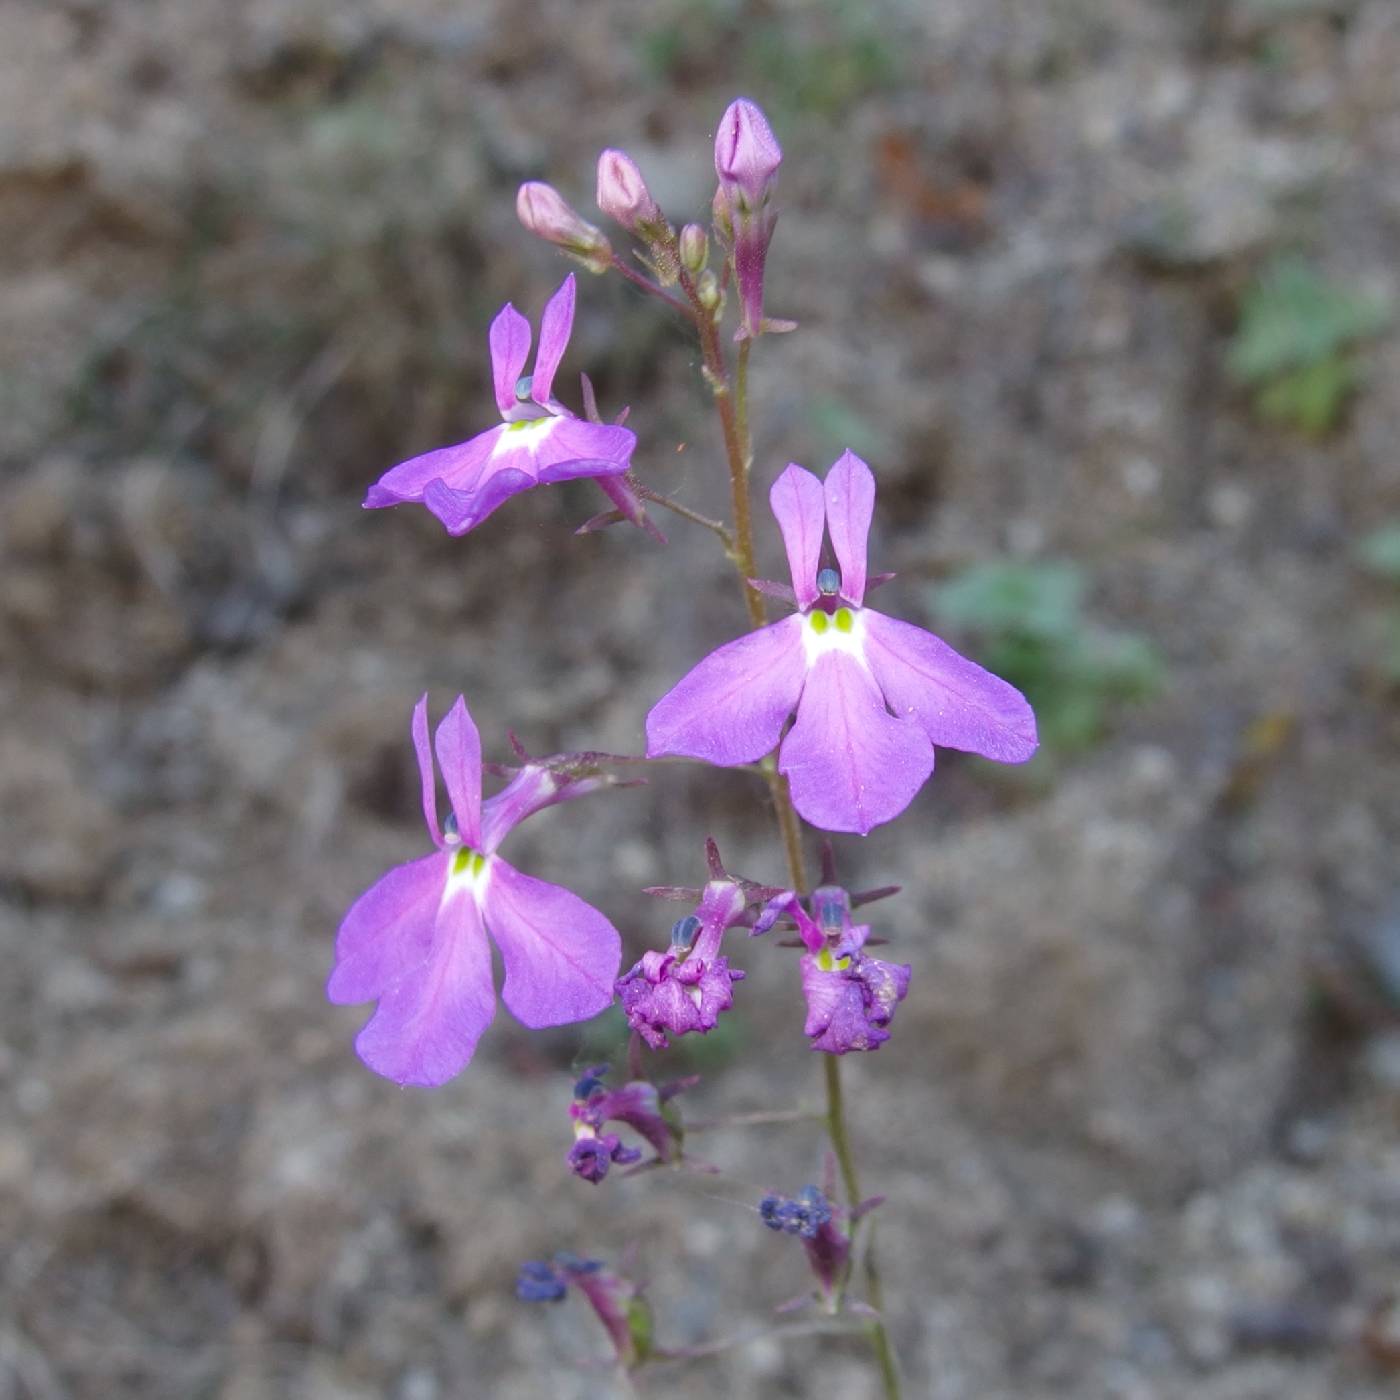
[451,847,487,879]
[809,611,829,635]
[816,948,852,973]
[834,608,854,633]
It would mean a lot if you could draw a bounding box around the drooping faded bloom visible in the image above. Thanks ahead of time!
[713,97,783,340]
[364,275,636,536]
[758,885,910,1054]
[327,695,622,1087]
[515,1253,653,1369]
[646,450,1038,833]
[566,1064,692,1183]
[616,880,748,1049]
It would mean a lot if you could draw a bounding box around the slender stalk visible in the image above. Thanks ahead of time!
[636,486,734,550]
[610,256,695,319]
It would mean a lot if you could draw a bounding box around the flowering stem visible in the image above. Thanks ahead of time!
[688,289,901,1400]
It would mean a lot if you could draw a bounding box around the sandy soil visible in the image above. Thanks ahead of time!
[3,1,1400,1396]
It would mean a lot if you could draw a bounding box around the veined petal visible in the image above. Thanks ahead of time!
[531,274,575,409]
[490,302,533,418]
[862,610,1038,762]
[482,859,621,1028]
[434,696,482,847]
[533,419,636,481]
[769,464,825,608]
[411,694,442,847]
[352,885,497,1086]
[646,615,806,766]
[364,427,498,508]
[823,450,875,606]
[327,852,446,1007]
[779,651,932,834]
[422,463,535,536]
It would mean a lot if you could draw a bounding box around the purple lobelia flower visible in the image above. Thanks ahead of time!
[616,878,749,1050]
[363,274,636,536]
[645,450,1038,833]
[566,1064,692,1183]
[326,695,622,1087]
[757,885,910,1054]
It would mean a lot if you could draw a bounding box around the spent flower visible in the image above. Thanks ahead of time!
[757,884,910,1054]
[365,275,635,536]
[646,450,1038,833]
[566,1064,693,1183]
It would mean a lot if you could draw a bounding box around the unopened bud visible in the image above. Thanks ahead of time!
[714,98,782,215]
[696,268,722,316]
[679,222,708,275]
[596,149,668,240]
[516,182,612,275]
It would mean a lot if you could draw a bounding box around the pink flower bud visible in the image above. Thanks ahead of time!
[516,182,612,274]
[714,97,782,214]
[596,148,667,239]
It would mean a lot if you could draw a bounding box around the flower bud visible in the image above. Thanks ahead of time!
[516,182,612,275]
[712,98,782,338]
[679,222,708,274]
[713,98,782,215]
[696,268,723,316]
[596,148,667,240]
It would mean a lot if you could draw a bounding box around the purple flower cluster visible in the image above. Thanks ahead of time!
[330,96,1037,1117]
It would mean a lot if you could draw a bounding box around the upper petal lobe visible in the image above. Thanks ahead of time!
[862,610,1038,762]
[530,274,576,408]
[490,302,533,417]
[779,651,932,834]
[433,696,482,847]
[823,450,875,605]
[646,614,806,766]
[410,694,442,847]
[482,858,621,1028]
[769,465,824,608]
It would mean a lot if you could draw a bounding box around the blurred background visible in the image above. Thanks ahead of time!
[3,0,1400,1396]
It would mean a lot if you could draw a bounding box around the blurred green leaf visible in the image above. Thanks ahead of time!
[1228,257,1388,385]
[932,559,1160,753]
[1357,524,1400,584]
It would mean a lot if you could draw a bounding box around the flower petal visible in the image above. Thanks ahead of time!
[352,884,498,1086]
[862,610,1038,762]
[769,464,825,608]
[411,694,442,847]
[327,852,447,1007]
[533,419,635,480]
[779,652,932,834]
[646,615,806,765]
[480,765,609,854]
[530,274,575,409]
[364,427,498,508]
[823,450,875,605]
[422,463,536,536]
[434,696,482,848]
[490,302,533,417]
[481,858,621,1028]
